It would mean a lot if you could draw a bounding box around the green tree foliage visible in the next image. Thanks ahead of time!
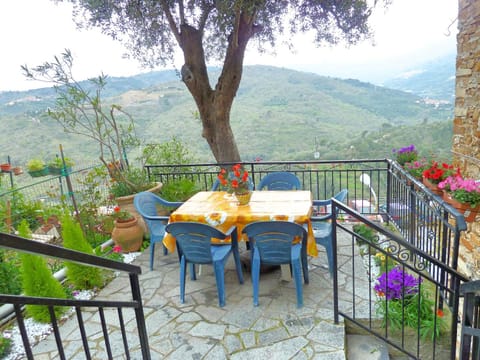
[61,214,103,289]
[18,220,68,323]
[66,0,391,162]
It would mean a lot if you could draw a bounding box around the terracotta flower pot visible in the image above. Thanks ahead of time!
[442,191,480,222]
[115,182,163,233]
[111,217,144,252]
[422,177,442,195]
[0,163,11,172]
[12,166,23,175]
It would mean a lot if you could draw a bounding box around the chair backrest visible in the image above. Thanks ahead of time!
[133,191,183,231]
[165,222,228,264]
[242,221,307,264]
[134,192,182,226]
[258,172,301,190]
[334,189,348,204]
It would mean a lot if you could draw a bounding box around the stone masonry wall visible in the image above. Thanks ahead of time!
[454,0,480,280]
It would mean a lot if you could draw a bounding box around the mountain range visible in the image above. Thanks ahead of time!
[0,54,455,168]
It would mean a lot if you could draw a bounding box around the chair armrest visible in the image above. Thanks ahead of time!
[224,225,237,237]
[162,200,183,208]
[141,215,170,221]
[313,199,331,207]
[311,214,332,222]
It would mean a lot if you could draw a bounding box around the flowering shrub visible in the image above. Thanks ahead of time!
[217,164,251,194]
[393,144,417,166]
[404,158,429,179]
[422,161,459,184]
[439,175,480,207]
[374,266,447,339]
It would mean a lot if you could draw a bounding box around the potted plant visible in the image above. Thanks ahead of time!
[12,166,23,175]
[392,144,417,166]
[374,266,447,340]
[48,157,75,175]
[439,175,480,221]
[0,163,11,173]
[26,158,49,177]
[422,161,459,195]
[217,164,252,205]
[404,158,429,181]
[110,206,144,252]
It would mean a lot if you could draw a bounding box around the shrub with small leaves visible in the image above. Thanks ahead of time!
[61,214,104,289]
[18,220,68,323]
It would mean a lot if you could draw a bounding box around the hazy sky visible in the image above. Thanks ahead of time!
[0,0,458,91]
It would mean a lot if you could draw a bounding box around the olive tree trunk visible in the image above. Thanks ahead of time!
[176,14,257,163]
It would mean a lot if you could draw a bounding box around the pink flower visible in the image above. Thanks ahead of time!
[113,245,122,253]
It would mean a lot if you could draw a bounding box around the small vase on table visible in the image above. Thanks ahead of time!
[234,190,252,206]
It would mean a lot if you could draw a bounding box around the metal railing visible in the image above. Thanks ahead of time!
[331,199,469,360]
[0,159,475,359]
[0,232,151,360]
[146,159,467,271]
[459,280,480,360]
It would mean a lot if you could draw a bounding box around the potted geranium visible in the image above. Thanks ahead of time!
[217,164,252,205]
[110,206,144,252]
[439,175,480,222]
[422,161,459,195]
[393,144,417,166]
[404,158,429,181]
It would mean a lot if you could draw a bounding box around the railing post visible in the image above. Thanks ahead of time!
[332,203,339,324]
[130,273,151,360]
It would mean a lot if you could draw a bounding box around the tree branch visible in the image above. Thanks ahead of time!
[160,0,181,45]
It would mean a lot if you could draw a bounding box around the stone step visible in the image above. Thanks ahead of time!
[346,334,390,360]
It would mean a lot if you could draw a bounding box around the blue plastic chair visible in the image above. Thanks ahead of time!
[165,222,244,307]
[310,189,348,277]
[258,172,301,190]
[134,192,183,270]
[242,221,309,308]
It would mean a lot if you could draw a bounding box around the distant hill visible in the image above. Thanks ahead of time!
[383,53,455,102]
[0,65,454,167]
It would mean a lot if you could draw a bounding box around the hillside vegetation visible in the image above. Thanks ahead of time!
[0,65,453,166]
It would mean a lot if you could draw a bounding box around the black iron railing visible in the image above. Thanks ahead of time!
[459,280,480,360]
[147,159,467,271]
[0,159,474,359]
[0,232,151,360]
[331,199,469,360]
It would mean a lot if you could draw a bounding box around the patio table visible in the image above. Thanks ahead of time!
[163,190,317,257]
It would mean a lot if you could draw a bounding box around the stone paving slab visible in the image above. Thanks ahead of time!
[30,226,369,359]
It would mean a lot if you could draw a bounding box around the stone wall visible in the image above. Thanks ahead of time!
[453,0,480,280]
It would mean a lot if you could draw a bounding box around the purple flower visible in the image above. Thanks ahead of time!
[374,266,421,300]
[393,144,416,155]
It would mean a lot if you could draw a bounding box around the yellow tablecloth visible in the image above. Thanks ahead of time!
[163,190,318,257]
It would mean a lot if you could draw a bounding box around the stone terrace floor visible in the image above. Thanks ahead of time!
[31,224,372,359]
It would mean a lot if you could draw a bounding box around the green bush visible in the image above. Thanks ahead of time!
[18,220,68,323]
[61,214,103,289]
[0,336,12,358]
[0,250,22,296]
[0,192,43,232]
[353,223,378,246]
[159,178,200,202]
